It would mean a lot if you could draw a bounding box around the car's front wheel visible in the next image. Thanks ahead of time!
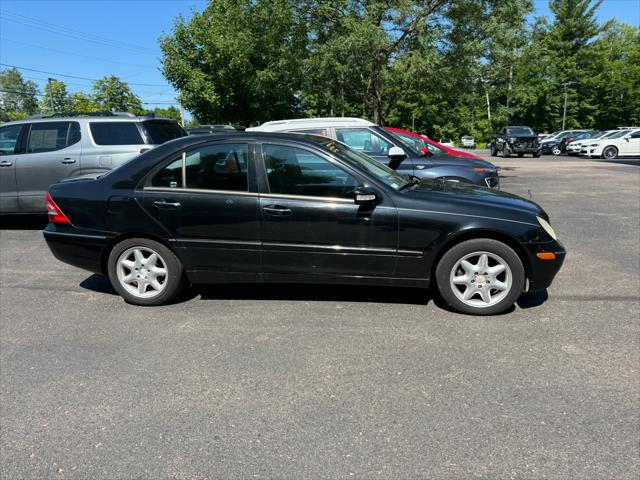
[603,146,618,159]
[552,146,561,155]
[490,145,497,156]
[107,238,186,306]
[435,239,525,315]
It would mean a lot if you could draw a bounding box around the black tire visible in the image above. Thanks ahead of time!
[502,147,510,158]
[603,146,618,159]
[533,152,541,158]
[107,237,186,306]
[551,146,561,155]
[517,153,524,158]
[490,145,497,157]
[435,238,525,315]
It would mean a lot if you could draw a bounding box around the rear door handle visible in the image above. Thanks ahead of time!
[263,205,292,216]
[153,200,181,209]
[61,158,77,164]
[0,160,13,167]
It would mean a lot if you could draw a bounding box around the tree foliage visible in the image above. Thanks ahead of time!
[92,75,143,113]
[0,68,39,121]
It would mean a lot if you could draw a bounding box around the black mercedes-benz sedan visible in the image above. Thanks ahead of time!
[43,132,565,315]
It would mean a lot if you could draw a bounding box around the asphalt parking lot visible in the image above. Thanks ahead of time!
[1,152,639,479]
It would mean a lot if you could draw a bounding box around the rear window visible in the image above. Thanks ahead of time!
[90,122,143,145]
[142,120,186,144]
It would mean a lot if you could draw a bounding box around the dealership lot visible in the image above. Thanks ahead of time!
[1,153,638,478]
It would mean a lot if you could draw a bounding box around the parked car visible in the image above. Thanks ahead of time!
[490,126,541,157]
[185,124,236,135]
[384,127,483,160]
[560,131,601,155]
[43,131,565,314]
[581,128,640,159]
[0,112,186,214]
[569,130,616,155]
[439,138,454,148]
[248,118,499,188]
[539,129,588,146]
[460,135,476,148]
[541,139,563,155]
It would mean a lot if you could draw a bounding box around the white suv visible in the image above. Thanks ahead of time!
[581,129,640,159]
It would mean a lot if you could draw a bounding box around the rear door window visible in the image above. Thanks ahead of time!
[142,120,186,144]
[90,122,143,145]
[26,122,80,153]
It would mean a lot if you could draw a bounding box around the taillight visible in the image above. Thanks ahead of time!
[474,167,491,173]
[45,192,71,224]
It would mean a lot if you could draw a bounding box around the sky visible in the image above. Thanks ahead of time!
[1,0,638,112]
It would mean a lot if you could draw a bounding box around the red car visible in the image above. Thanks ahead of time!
[385,127,483,160]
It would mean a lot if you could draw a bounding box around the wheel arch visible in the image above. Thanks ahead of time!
[100,232,181,274]
[430,229,532,284]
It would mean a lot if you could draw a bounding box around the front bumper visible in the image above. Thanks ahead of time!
[43,223,112,274]
[523,239,566,291]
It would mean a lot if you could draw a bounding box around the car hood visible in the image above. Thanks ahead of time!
[429,153,495,169]
[405,179,545,219]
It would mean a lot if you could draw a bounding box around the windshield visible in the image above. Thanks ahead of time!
[506,127,534,135]
[142,120,186,144]
[608,130,629,139]
[321,140,409,190]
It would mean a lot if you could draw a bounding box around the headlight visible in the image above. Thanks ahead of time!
[509,137,516,142]
[537,216,557,240]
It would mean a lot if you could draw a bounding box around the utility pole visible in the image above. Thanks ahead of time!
[47,78,55,112]
[562,81,575,130]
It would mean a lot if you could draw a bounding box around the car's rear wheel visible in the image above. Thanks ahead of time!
[533,152,541,158]
[502,147,510,158]
[552,146,561,155]
[490,145,497,156]
[435,239,525,315]
[603,146,618,159]
[107,238,186,306]
[517,153,524,157]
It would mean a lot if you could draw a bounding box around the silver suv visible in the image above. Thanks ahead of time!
[0,112,186,213]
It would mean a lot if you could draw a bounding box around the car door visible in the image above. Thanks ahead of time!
[621,130,640,156]
[15,121,82,212]
[140,141,260,282]
[334,127,414,176]
[257,142,398,280]
[0,124,25,213]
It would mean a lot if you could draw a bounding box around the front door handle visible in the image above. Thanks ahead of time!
[153,200,181,209]
[61,158,77,164]
[0,160,13,167]
[263,205,292,216]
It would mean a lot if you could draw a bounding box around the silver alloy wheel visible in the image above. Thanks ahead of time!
[552,146,561,155]
[449,251,513,308]
[116,246,168,299]
[603,146,617,159]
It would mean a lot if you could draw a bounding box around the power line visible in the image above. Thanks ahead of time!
[1,37,159,70]
[0,63,170,87]
[0,10,159,55]
[1,88,179,106]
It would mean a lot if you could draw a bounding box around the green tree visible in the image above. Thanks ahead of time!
[0,67,39,121]
[150,106,182,123]
[93,75,143,113]
[160,0,307,124]
[40,79,71,113]
[69,92,100,113]
[302,0,449,125]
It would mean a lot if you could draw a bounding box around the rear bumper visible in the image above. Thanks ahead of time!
[523,239,566,291]
[43,224,111,274]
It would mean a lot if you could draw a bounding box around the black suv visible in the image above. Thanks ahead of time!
[490,126,541,158]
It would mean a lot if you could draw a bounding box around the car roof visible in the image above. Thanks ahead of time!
[247,117,375,132]
[2,114,174,126]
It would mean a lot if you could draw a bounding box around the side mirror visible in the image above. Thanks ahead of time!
[354,186,379,206]
[388,146,407,161]
[624,136,630,142]
[419,147,433,157]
